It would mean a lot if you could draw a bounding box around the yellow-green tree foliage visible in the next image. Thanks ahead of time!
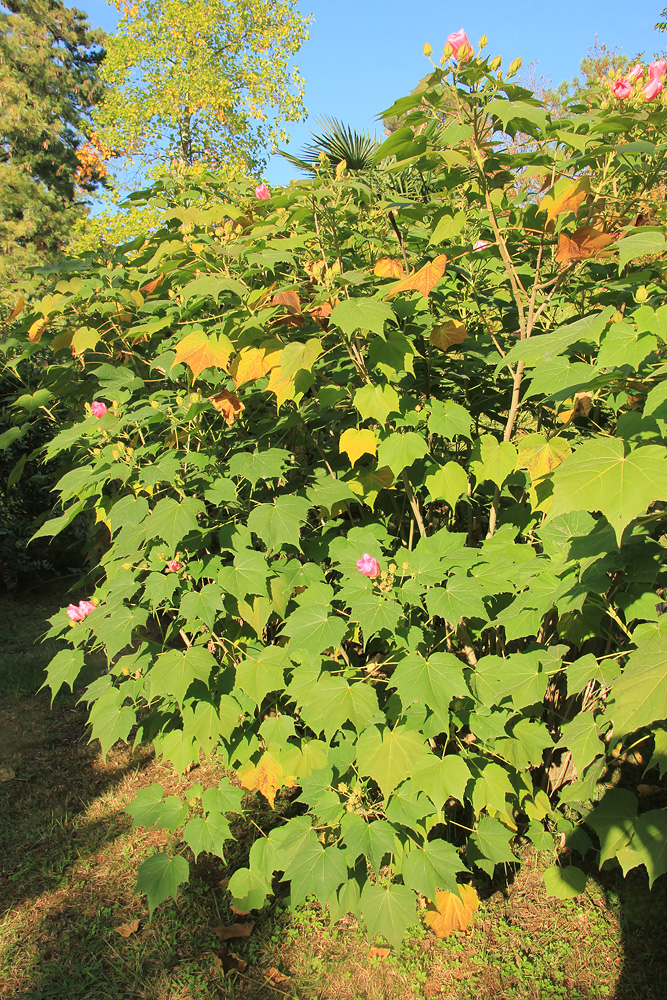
[94,0,310,172]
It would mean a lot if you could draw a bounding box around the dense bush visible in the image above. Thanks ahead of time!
[4,40,667,944]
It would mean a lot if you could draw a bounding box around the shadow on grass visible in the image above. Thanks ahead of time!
[2,591,667,1000]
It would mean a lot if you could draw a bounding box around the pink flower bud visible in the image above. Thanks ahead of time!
[472,240,490,251]
[648,59,667,80]
[165,559,182,573]
[643,76,665,101]
[611,77,632,99]
[446,29,472,63]
[66,600,96,622]
[90,401,107,418]
[254,184,270,200]
[356,553,380,578]
[627,64,643,83]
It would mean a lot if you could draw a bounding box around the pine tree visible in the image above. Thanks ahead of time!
[0,0,106,290]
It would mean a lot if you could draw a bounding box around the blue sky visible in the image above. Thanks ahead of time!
[83,0,665,187]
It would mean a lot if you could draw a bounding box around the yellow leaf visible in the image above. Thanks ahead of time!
[539,177,590,231]
[423,885,480,938]
[230,341,282,388]
[172,330,232,381]
[266,365,296,410]
[28,317,49,344]
[209,389,244,427]
[239,751,296,809]
[339,428,378,468]
[430,319,468,350]
[373,257,406,278]
[516,433,572,484]
[385,254,447,298]
[5,297,25,323]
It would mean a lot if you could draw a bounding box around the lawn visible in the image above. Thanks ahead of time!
[1,591,666,1000]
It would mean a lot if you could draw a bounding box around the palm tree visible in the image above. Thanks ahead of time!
[279,116,379,175]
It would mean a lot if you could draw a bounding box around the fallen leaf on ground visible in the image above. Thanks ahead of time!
[264,967,291,985]
[0,766,15,782]
[423,885,480,938]
[367,946,391,959]
[114,919,140,937]
[213,921,254,942]
[212,948,247,974]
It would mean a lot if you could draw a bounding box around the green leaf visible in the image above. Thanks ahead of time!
[356,725,428,798]
[401,840,462,901]
[469,435,518,490]
[180,273,246,306]
[354,383,401,425]
[427,400,472,441]
[608,634,667,742]
[283,602,346,654]
[179,583,223,632]
[487,98,547,135]
[411,753,472,807]
[228,448,290,484]
[279,338,321,379]
[296,673,378,739]
[470,762,515,817]
[558,715,604,775]
[330,297,395,338]
[247,495,311,551]
[618,809,667,887]
[585,788,637,865]
[468,816,516,876]
[617,230,667,270]
[284,831,348,906]
[183,813,232,858]
[425,574,487,623]
[137,853,189,916]
[424,462,469,508]
[227,866,270,912]
[346,589,402,639]
[360,882,417,949]
[218,548,270,600]
[340,814,395,875]
[549,439,667,545]
[596,322,657,371]
[543,865,586,899]
[126,785,188,832]
[148,497,205,552]
[88,685,136,758]
[376,432,429,476]
[149,646,216,706]
[391,653,465,731]
[234,646,289,706]
[42,647,85,703]
[498,309,613,372]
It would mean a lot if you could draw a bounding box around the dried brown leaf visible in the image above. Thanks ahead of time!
[213,921,254,942]
[114,918,140,937]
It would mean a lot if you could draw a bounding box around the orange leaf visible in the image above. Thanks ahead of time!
[423,885,480,939]
[213,921,254,942]
[5,297,25,323]
[555,226,617,263]
[140,274,164,295]
[539,177,590,230]
[271,290,303,315]
[114,919,140,937]
[374,257,406,278]
[264,967,291,985]
[28,317,49,344]
[385,254,447,298]
[239,751,296,809]
[367,947,391,959]
[557,391,593,425]
[309,299,333,330]
[209,389,244,427]
[172,330,232,381]
[430,319,468,350]
[230,342,282,388]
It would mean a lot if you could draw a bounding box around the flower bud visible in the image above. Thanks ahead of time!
[479,34,488,49]
[443,43,453,59]
[490,55,502,71]
[508,56,523,76]
[635,285,649,303]
[423,42,432,57]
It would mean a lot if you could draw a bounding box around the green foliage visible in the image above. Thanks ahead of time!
[0,0,106,292]
[6,41,667,944]
[94,0,310,172]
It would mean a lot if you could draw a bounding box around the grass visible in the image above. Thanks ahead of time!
[1,591,666,1000]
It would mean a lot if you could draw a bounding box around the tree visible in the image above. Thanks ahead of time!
[94,0,311,173]
[280,117,379,175]
[0,0,106,291]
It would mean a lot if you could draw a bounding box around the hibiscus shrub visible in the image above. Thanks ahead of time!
[4,38,667,944]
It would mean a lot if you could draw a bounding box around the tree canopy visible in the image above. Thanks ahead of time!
[0,0,106,290]
[94,0,311,172]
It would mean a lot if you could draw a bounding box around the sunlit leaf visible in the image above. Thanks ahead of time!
[539,177,590,230]
[385,254,447,298]
[422,885,479,938]
[230,341,283,387]
[239,750,296,809]
[430,319,467,351]
[172,329,232,380]
[373,257,406,278]
[209,389,244,427]
[339,428,377,467]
